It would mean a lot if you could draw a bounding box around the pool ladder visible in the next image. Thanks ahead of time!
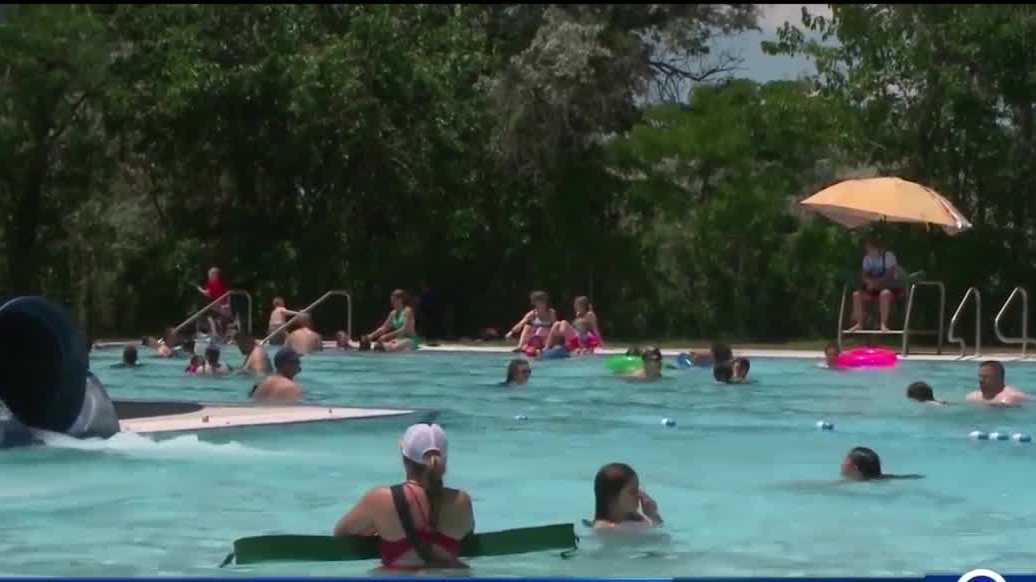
[993,286,1036,359]
[836,280,945,355]
[171,290,253,338]
[947,287,981,358]
[260,289,352,346]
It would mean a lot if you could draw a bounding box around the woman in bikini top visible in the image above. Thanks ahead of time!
[332,424,474,570]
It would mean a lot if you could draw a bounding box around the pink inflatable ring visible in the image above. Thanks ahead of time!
[835,347,898,368]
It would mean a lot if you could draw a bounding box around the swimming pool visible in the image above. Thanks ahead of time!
[2,349,1034,576]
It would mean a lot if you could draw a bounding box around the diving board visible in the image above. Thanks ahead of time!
[114,400,434,435]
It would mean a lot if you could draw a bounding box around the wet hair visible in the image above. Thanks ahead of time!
[732,357,750,377]
[711,343,733,365]
[906,381,935,402]
[847,447,882,479]
[123,346,138,365]
[402,454,447,563]
[980,360,1005,383]
[594,463,638,522]
[391,289,410,306]
[505,359,530,384]
[574,296,591,313]
[529,290,549,305]
[641,346,662,363]
[714,362,734,383]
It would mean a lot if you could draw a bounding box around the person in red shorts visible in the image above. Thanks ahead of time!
[847,238,905,332]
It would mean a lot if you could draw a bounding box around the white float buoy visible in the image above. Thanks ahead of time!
[816,420,834,431]
[661,418,676,427]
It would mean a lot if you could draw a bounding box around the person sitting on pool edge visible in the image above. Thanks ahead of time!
[966,360,1031,406]
[364,289,421,352]
[236,334,271,375]
[332,423,473,570]
[840,447,922,481]
[198,345,230,375]
[590,463,663,530]
[906,381,948,405]
[502,359,532,386]
[286,313,323,355]
[505,290,557,356]
[111,345,142,368]
[622,346,663,380]
[250,347,303,402]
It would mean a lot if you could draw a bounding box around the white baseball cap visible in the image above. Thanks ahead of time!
[400,423,448,465]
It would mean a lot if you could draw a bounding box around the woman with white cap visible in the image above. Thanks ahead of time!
[333,423,473,570]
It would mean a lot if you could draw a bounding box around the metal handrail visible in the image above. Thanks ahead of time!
[948,287,981,358]
[171,290,253,338]
[837,280,945,355]
[994,286,1036,358]
[259,289,352,346]
[901,281,945,355]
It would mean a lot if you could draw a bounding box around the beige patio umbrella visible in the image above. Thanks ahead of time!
[800,177,972,235]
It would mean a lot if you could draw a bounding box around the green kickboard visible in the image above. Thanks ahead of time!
[228,523,577,564]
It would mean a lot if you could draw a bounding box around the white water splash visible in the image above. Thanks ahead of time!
[30,429,281,459]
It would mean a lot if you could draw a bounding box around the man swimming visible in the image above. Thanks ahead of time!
[250,348,303,403]
[624,347,663,381]
[286,313,323,355]
[236,334,271,375]
[966,360,1030,406]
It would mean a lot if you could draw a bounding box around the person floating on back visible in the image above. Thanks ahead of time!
[966,360,1030,406]
[840,447,922,481]
[906,381,947,405]
[590,463,663,530]
[286,313,323,355]
[250,348,303,403]
[332,424,473,570]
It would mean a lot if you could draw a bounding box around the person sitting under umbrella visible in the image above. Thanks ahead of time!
[847,237,905,332]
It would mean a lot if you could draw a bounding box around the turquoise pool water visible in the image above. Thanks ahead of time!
[2,349,1035,576]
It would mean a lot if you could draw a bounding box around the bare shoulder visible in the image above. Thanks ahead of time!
[443,487,472,507]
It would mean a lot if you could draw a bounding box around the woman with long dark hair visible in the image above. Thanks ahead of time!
[591,463,663,529]
[333,424,473,569]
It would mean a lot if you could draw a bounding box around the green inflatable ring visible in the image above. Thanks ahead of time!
[606,355,642,373]
[222,523,578,566]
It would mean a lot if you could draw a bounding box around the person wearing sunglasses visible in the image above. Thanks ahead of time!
[502,359,532,386]
[623,346,663,381]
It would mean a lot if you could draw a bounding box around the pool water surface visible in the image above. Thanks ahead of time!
[1,349,1034,576]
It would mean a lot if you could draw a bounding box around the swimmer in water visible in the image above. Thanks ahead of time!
[840,447,922,481]
[502,359,532,386]
[505,290,557,355]
[199,345,230,376]
[286,313,323,355]
[823,343,840,368]
[332,424,473,570]
[111,346,142,368]
[966,360,1031,406]
[184,354,204,375]
[732,357,751,382]
[334,330,353,351]
[711,343,733,366]
[590,463,663,529]
[250,348,303,402]
[906,381,947,405]
[713,362,734,383]
[236,334,271,375]
[624,347,663,380]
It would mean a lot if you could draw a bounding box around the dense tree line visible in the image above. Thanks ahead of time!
[1,5,1031,342]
